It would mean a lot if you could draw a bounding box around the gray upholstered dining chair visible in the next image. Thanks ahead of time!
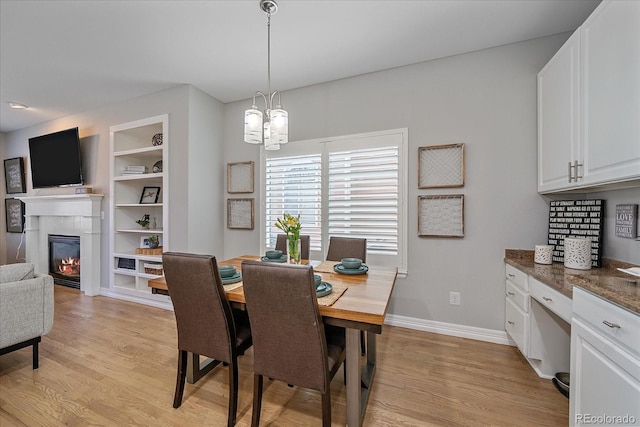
[275,233,310,260]
[162,252,252,427]
[241,260,346,427]
[325,236,367,355]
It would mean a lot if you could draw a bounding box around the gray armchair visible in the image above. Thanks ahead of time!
[0,263,54,369]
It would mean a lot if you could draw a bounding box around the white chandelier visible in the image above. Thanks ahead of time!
[244,0,288,150]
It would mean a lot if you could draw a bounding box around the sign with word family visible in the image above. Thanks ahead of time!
[548,200,604,267]
[615,204,638,239]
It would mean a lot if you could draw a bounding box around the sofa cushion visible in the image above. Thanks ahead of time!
[0,263,35,283]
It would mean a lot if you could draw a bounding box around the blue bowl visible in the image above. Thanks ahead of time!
[314,274,322,285]
[218,265,237,278]
[341,258,362,269]
[265,250,283,259]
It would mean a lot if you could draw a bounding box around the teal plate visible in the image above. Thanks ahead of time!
[261,255,287,263]
[316,282,333,297]
[333,264,369,275]
[221,272,242,285]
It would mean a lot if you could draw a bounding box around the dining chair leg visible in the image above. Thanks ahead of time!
[321,390,332,427]
[173,350,188,408]
[227,358,238,427]
[251,374,264,427]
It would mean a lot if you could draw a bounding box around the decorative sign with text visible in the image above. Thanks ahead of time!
[615,204,638,239]
[548,200,604,267]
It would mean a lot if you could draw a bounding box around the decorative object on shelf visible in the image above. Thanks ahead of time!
[243,0,288,150]
[152,160,163,173]
[147,235,160,249]
[564,237,592,270]
[135,247,163,255]
[139,186,161,204]
[534,245,554,265]
[152,133,163,146]
[274,212,302,264]
[144,262,163,276]
[117,257,136,270]
[615,204,638,239]
[548,200,603,267]
[140,235,161,249]
[418,143,465,188]
[4,198,25,233]
[227,161,254,193]
[227,198,255,229]
[4,157,26,194]
[75,186,93,194]
[152,216,157,229]
[136,214,151,229]
[122,165,147,175]
[418,195,464,237]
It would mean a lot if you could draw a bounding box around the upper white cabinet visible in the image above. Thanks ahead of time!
[538,0,640,193]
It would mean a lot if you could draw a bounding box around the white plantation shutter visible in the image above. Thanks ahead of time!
[328,146,399,256]
[265,129,406,270]
[265,154,322,251]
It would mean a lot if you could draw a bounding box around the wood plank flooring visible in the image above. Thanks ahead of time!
[0,285,568,426]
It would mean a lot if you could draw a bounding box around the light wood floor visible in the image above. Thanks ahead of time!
[1,285,568,426]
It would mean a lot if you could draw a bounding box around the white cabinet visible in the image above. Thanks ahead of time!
[570,287,640,426]
[505,264,530,355]
[109,114,170,305]
[537,0,640,194]
[538,30,581,193]
[581,0,640,188]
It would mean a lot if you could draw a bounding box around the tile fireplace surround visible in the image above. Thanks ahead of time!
[19,195,103,296]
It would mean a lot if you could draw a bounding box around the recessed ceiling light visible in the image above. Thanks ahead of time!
[9,102,29,109]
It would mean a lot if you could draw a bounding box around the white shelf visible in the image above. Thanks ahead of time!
[114,268,137,276]
[114,146,162,157]
[115,203,162,208]
[116,228,164,234]
[114,172,162,181]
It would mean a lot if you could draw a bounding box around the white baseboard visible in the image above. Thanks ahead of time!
[100,289,174,311]
[385,313,515,346]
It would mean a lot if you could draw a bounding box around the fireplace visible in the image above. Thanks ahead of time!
[49,234,81,289]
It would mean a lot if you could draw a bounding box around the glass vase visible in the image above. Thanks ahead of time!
[287,235,301,264]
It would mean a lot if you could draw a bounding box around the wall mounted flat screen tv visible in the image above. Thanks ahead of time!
[28,127,84,188]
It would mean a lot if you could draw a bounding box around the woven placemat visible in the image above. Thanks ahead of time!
[317,282,347,307]
[313,261,340,273]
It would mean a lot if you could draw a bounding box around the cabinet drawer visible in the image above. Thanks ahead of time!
[573,287,640,355]
[506,281,529,313]
[506,298,528,355]
[529,277,572,323]
[505,264,528,291]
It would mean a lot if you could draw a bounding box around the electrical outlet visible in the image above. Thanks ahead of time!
[449,291,461,306]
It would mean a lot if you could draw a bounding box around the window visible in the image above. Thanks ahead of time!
[264,129,407,271]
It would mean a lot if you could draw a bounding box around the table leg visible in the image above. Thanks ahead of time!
[346,328,362,427]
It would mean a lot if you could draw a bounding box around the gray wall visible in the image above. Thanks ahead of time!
[223,33,638,331]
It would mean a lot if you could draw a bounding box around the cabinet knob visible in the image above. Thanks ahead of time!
[507,321,515,325]
[543,297,552,302]
[602,320,621,329]
[506,291,515,296]
[508,274,515,278]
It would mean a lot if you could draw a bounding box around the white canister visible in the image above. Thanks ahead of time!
[564,237,592,270]
[534,245,554,264]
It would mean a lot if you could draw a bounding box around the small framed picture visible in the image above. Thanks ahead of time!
[227,161,254,193]
[418,194,464,237]
[418,143,465,188]
[4,157,26,194]
[139,186,161,204]
[5,198,25,233]
[227,198,254,230]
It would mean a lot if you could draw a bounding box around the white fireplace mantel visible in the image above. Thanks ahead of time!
[19,194,104,296]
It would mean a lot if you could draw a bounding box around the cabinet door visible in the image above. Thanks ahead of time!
[581,0,640,186]
[570,318,640,425]
[537,30,581,193]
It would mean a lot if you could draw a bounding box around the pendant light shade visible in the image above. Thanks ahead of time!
[243,0,288,150]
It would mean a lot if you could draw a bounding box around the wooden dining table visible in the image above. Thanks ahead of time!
[148,255,398,427]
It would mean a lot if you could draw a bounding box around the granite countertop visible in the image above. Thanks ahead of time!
[505,249,640,316]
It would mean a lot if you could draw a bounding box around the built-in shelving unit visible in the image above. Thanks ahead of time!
[109,114,170,306]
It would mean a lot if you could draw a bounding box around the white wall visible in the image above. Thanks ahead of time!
[223,33,572,331]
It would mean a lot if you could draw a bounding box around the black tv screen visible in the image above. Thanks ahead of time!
[28,127,84,188]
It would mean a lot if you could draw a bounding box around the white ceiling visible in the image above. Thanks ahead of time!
[0,0,600,133]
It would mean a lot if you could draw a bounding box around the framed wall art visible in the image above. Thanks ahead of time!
[227,161,254,193]
[139,186,161,204]
[418,195,464,237]
[227,198,254,230]
[5,198,25,233]
[4,157,26,194]
[418,143,465,188]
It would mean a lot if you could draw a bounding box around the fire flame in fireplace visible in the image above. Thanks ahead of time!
[58,257,80,275]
